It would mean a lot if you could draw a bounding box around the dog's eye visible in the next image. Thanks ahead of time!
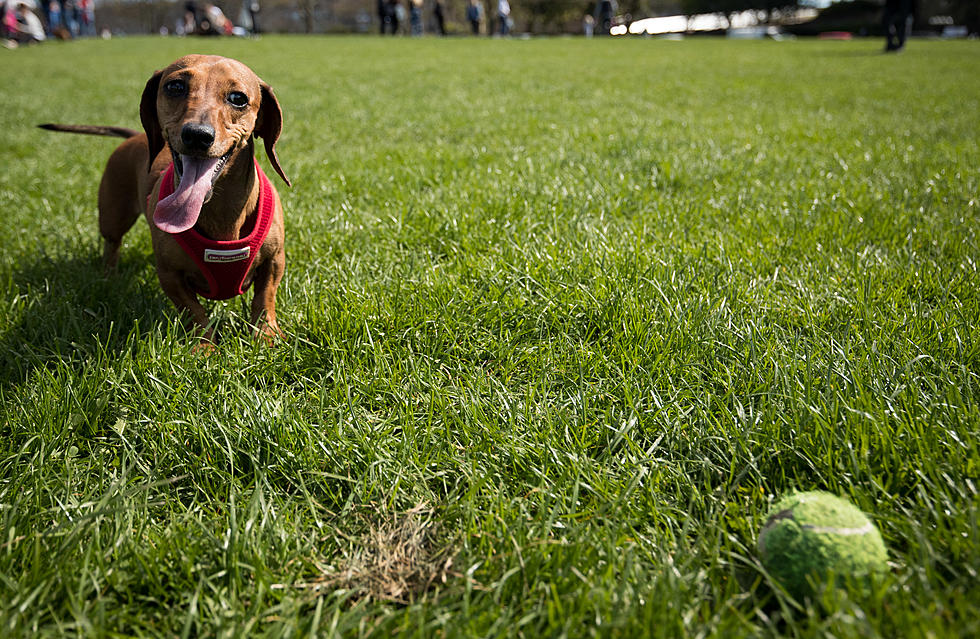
[227,92,249,108]
[163,79,187,97]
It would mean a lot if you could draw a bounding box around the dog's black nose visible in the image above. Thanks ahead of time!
[180,123,215,151]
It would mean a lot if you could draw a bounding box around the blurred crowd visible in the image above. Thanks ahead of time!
[2,0,94,46]
[375,1,619,37]
[375,0,516,37]
[2,0,628,45]
[172,1,261,37]
[377,0,448,36]
[1,0,263,45]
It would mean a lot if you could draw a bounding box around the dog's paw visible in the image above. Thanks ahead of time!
[191,339,217,356]
[255,321,283,347]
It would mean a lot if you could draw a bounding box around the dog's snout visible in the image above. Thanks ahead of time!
[180,123,215,151]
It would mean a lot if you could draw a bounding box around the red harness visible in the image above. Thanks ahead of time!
[155,161,275,300]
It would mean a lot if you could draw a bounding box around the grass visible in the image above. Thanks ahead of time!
[1,34,978,637]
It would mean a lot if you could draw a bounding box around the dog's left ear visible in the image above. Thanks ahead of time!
[256,83,290,186]
[139,69,165,172]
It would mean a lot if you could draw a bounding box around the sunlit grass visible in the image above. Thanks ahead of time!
[1,36,978,637]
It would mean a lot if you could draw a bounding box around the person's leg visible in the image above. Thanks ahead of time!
[883,10,897,50]
[898,13,912,50]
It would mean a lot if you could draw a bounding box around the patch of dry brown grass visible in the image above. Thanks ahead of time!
[308,503,456,604]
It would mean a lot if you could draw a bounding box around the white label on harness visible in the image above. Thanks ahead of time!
[204,247,250,263]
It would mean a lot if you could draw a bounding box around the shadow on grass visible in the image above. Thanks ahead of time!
[0,251,170,388]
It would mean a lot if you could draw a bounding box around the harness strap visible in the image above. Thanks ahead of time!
[156,160,275,300]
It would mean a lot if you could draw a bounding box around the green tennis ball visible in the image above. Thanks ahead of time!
[758,491,888,600]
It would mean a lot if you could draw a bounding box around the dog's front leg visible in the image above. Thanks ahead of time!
[157,270,214,348]
[249,252,284,344]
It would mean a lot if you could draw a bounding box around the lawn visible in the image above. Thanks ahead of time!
[1,35,978,637]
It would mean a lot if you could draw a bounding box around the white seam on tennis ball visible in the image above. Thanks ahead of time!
[800,522,875,536]
[759,509,876,554]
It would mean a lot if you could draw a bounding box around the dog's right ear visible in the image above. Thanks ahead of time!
[139,70,164,171]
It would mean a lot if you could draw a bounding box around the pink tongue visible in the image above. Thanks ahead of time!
[153,155,222,233]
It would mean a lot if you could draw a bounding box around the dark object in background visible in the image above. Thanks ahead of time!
[382,0,399,35]
[883,0,915,51]
[594,0,615,36]
[434,0,445,36]
[248,1,260,35]
[466,0,481,35]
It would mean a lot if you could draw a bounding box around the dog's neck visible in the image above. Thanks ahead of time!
[193,140,260,242]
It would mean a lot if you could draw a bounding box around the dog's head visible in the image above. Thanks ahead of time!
[140,55,289,233]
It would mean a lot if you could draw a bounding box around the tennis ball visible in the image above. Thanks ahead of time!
[758,491,888,600]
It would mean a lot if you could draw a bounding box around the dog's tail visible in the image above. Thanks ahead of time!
[38,123,140,139]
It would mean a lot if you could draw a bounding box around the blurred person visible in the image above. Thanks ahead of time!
[238,0,260,35]
[45,0,60,35]
[382,0,399,34]
[62,0,78,36]
[196,3,216,35]
[200,3,231,35]
[433,0,445,35]
[79,0,93,36]
[883,0,915,52]
[1,1,9,35]
[583,13,594,37]
[466,0,482,35]
[377,0,385,34]
[594,0,616,36]
[14,2,46,43]
[410,0,422,36]
[180,1,198,35]
[238,0,252,33]
[212,3,232,34]
[248,0,262,35]
[393,0,406,34]
[2,0,12,42]
[48,0,73,39]
[497,0,509,36]
[248,0,259,33]
[3,0,20,45]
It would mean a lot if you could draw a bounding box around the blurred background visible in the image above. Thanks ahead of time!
[5,0,977,41]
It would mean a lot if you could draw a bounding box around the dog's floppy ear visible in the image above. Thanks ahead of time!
[139,70,165,172]
[256,83,290,186]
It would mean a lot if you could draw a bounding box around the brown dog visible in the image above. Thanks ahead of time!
[41,54,289,345]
